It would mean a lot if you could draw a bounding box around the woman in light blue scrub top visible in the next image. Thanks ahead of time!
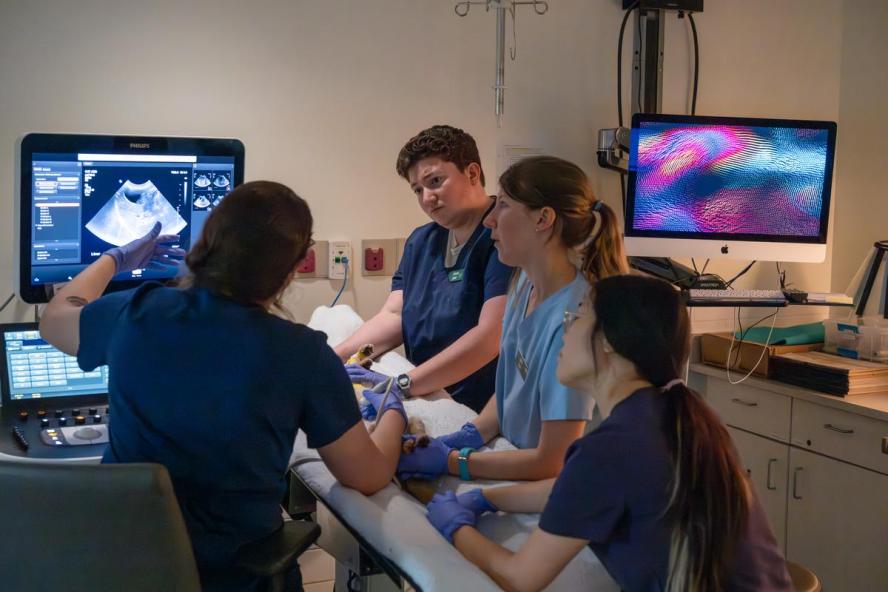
[395,156,631,482]
[496,271,589,450]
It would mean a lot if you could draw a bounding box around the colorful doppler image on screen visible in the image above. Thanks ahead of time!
[630,122,830,237]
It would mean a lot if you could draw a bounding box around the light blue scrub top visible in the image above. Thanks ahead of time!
[496,271,597,449]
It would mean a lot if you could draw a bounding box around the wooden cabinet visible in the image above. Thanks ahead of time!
[727,427,789,552]
[707,381,792,441]
[785,448,888,591]
[696,368,888,591]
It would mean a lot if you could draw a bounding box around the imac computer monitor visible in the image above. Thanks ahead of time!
[18,134,245,303]
[624,114,836,263]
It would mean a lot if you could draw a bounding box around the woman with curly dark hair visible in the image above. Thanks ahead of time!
[337,125,513,413]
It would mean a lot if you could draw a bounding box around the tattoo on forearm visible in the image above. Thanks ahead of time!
[65,296,89,308]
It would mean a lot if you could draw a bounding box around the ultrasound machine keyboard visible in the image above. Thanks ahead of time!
[1,324,110,459]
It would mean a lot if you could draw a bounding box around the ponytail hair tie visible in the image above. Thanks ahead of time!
[580,202,604,251]
[662,378,685,391]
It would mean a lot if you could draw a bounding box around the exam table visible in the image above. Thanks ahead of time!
[288,305,618,592]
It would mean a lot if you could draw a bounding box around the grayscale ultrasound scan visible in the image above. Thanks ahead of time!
[85,180,188,246]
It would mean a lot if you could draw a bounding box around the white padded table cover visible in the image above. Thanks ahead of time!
[290,305,618,592]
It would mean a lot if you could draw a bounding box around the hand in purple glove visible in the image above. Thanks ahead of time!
[360,379,406,424]
[345,364,391,388]
[438,422,484,450]
[397,436,452,480]
[104,222,185,275]
[426,491,476,543]
[456,488,498,517]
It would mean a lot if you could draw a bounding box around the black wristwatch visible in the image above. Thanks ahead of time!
[396,373,412,398]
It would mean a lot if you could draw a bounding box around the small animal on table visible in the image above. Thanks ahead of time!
[346,345,439,503]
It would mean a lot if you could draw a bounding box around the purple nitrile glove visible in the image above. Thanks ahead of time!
[426,491,476,544]
[438,422,484,450]
[345,364,391,388]
[104,222,185,275]
[397,436,452,480]
[360,379,406,423]
[456,488,497,517]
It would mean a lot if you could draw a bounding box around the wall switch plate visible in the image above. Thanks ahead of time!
[295,240,328,279]
[329,241,351,280]
[361,239,397,276]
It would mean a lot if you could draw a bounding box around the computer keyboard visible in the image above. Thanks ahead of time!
[685,289,788,306]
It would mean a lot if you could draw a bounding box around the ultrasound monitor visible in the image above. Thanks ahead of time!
[624,114,837,262]
[17,134,245,303]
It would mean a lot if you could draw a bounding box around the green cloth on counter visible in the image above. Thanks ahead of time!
[735,321,825,346]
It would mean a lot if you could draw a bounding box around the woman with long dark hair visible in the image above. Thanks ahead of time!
[423,274,792,591]
[39,181,406,591]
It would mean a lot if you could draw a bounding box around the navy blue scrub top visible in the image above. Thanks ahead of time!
[539,388,792,592]
[77,283,362,587]
[392,216,513,412]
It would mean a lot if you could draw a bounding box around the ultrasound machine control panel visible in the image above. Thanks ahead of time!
[0,324,110,460]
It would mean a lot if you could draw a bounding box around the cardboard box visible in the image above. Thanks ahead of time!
[699,332,822,377]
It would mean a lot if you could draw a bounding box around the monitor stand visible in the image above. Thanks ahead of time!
[630,257,729,290]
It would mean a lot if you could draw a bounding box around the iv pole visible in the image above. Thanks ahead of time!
[455,1,549,127]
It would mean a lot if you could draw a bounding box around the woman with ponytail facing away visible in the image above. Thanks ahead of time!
[423,275,792,592]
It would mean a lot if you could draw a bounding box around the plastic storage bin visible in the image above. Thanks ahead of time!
[823,318,888,362]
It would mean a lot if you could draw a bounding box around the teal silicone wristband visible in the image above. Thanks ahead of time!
[458,447,475,481]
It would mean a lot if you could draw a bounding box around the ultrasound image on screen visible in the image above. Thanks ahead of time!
[21,136,242,301]
[85,180,187,246]
[79,164,191,266]
[631,123,829,236]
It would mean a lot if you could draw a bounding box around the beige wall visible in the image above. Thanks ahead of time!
[831,0,888,293]
[0,0,493,323]
[0,0,853,331]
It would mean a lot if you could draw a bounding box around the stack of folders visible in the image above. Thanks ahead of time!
[805,292,854,305]
[769,350,888,396]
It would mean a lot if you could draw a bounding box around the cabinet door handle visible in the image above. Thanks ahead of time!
[823,423,854,435]
[731,398,758,407]
[766,458,778,490]
[792,467,804,500]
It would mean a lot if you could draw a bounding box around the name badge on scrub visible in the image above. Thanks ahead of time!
[515,350,528,380]
[448,269,465,282]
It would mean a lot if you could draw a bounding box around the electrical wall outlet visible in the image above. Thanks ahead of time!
[361,239,397,276]
[365,248,384,271]
[296,250,316,274]
[295,240,328,279]
[329,241,351,280]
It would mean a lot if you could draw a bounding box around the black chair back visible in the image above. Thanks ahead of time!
[0,461,201,591]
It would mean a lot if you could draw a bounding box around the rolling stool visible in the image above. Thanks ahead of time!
[786,560,821,592]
